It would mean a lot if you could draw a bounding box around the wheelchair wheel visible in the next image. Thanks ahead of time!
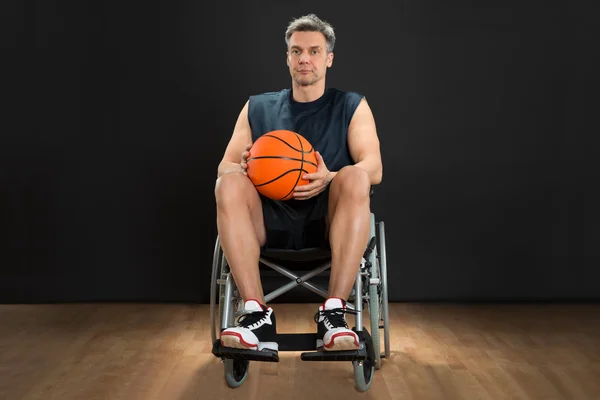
[210,236,227,344]
[368,284,381,370]
[378,221,391,361]
[224,358,249,388]
[210,236,221,344]
[366,214,383,370]
[352,343,375,392]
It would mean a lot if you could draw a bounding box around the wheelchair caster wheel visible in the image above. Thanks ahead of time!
[352,330,375,392]
[353,358,374,392]
[224,358,249,388]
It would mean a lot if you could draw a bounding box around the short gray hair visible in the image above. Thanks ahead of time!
[285,14,336,53]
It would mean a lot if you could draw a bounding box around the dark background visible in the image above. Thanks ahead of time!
[2,0,598,303]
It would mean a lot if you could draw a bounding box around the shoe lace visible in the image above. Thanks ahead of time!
[313,307,357,328]
[237,311,267,329]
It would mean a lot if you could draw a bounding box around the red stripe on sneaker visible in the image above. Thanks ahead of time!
[324,332,360,348]
[220,332,258,349]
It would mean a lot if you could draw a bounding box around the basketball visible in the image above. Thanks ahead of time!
[246,130,318,200]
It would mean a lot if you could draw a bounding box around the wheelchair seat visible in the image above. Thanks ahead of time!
[260,246,332,262]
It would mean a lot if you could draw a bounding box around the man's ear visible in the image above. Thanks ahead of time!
[327,52,334,67]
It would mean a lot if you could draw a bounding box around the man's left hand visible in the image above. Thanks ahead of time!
[293,151,334,200]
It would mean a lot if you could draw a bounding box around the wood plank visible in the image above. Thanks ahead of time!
[1,303,599,399]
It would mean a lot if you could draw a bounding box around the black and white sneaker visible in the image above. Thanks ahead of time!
[314,297,360,351]
[220,299,278,352]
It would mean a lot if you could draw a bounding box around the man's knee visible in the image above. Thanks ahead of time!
[331,166,371,201]
[215,172,256,206]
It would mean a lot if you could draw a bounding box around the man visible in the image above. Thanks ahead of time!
[214,14,382,353]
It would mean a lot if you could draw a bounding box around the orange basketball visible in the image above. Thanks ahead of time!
[246,130,318,200]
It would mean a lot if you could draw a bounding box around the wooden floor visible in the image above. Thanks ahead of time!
[1,302,599,400]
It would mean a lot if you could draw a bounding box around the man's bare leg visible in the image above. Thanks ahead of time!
[313,166,371,351]
[327,166,372,300]
[215,172,267,304]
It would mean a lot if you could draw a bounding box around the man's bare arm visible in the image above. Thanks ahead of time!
[217,100,253,178]
[343,98,383,185]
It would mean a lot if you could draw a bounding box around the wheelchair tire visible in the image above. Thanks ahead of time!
[367,214,382,369]
[224,358,249,388]
[368,284,381,370]
[352,355,374,392]
[211,236,235,344]
[210,236,223,344]
[217,249,228,329]
[378,221,391,361]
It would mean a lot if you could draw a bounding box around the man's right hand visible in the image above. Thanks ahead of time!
[240,143,252,175]
[217,144,253,178]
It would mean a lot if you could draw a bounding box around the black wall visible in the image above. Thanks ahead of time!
[2,0,598,303]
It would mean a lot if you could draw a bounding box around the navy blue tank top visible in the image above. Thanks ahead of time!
[247,88,364,173]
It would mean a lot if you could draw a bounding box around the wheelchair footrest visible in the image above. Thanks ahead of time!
[300,345,368,362]
[211,340,279,362]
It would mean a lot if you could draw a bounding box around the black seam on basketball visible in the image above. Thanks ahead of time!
[280,132,305,200]
[247,156,317,168]
[263,134,314,153]
[253,168,313,187]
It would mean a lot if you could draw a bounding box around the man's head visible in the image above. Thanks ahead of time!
[285,14,335,88]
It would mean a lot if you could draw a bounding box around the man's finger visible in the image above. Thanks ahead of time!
[293,191,315,200]
[295,190,318,200]
[294,182,316,192]
[294,186,324,199]
[314,152,323,169]
[315,151,328,168]
[302,172,322,180]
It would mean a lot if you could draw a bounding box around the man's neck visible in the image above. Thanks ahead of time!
[291,81,326,103]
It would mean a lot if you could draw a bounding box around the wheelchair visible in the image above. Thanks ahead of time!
[209,210,390,392]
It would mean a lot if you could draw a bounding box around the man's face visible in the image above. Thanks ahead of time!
[286,31,334,87]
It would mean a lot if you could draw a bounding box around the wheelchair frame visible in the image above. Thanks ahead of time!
[209,212,390,392]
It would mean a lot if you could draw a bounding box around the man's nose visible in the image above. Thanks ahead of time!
[299,51,309,63]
